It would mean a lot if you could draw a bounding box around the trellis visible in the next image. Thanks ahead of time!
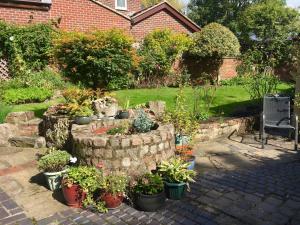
[0,58,10,80]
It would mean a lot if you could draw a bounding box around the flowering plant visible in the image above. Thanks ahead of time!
[102,173,128,195]
[131,173,164,195]
[37,149,71,172]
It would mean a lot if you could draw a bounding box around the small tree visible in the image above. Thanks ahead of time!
[238,0,300,70]
[138,29,192,86]
[188,23,240,83]
[190,23,240,58]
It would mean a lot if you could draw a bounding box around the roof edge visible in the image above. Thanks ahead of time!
[131,1,200,32]
[90,0,131,21]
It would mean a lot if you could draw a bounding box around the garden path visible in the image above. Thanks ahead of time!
[0,133,300,225]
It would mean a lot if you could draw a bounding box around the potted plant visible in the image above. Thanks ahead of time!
[158,157,196,200]
[69,102,94,125]
[37,149,71,191]
[132,173,166,211]
[175,146,196,170]
[118,99,130,119]
[62,166,102,208]
[100,174,127,209]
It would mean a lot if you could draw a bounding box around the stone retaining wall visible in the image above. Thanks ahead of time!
[71,120,175,176]
[194,116,256,142]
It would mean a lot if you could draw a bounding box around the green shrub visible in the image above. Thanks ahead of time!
[0,102,12,124]
[138,29,192,86]
[220,76,251,86]
[245,68,280,100]
[38,150,71,172]
[190,23,240,58]
[52,29,136,90]
[0,21,55,76]
[2,87,53,104]
[133,110,154,133]
[0,69,66,91]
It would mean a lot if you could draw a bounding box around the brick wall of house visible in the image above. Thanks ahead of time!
[0,7,50,25]
[98,0,142,15]
[131,9,192,40]
[0,0,131,32]
[219,58,241,80]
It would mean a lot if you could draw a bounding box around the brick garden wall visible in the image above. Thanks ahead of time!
[131,9,193,40]
[219,57,241,80]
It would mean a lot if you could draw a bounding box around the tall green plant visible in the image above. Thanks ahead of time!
[245,68,280,100]
[138,29,192,86]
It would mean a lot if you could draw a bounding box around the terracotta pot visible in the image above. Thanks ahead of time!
[62,184,86,208]
[101,192,123,209]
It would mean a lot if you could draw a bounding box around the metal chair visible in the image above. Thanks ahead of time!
[260,95,298,150]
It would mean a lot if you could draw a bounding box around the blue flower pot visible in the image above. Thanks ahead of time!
[175,134,190,146]
[186,155,196,170]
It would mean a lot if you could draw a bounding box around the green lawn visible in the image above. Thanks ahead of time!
[113,83,293,117]
[0,83,293,123]
[0,98,64,123]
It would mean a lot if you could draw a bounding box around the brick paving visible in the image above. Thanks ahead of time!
[1,137,300,225]
[1,160,300,225]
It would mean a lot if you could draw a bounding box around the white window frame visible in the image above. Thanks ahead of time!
[115,0,127,10]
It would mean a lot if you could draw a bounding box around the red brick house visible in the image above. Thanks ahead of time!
[0,0,200,40]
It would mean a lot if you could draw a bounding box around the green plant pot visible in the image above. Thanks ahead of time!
[44,169,67,191]
[74,116,92,125]
[164,181,186,200]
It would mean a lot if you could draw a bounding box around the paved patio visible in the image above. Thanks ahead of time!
[1,133,300,225]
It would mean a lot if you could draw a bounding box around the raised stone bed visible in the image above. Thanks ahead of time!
[71,119,175,176]
[194,116,257,142]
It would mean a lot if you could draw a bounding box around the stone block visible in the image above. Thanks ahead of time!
[141,135,152,144]
[160,131,167,141]
[158,143,164,151]
[152,135,161,143]
[115,150,126,158]
[5,111,35,124]
[121,138,130,148]
[140,145,149,157]
[94,148,105,157]
[104,149,113,159]
[150,145,157,154]
[164,141,170,149]
[0,123,16,147]
[93,137,107,147]
[122,158,131,167]
[131,136,143,146]
[110,138,120,148]
[147,101,166,117]
[34,136,46,148]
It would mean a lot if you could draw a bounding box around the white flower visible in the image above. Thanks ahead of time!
[9,36,14,41]
[70,156,77,163]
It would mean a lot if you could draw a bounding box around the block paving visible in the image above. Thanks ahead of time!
[1,135,300,225]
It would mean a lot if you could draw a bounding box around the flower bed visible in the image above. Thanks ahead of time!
[71,119,175,176]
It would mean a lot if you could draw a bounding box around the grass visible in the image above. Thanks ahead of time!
[0,83,293,123]
[0,98,64,123]
[113,83,293,117]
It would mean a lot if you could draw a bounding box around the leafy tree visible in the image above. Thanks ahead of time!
[238,0,300,69]
[190,23,240,58]
[141,0,184,11]
[188,0,263,32]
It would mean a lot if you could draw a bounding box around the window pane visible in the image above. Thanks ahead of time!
[117,0,126,8]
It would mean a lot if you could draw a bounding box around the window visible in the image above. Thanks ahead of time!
[115,0,127,10]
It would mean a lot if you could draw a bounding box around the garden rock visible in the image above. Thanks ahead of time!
[5,111,35,124]
[0,123,16,147]
[8,136,46,148]
[92,97,119,118]
[147,101,166,117]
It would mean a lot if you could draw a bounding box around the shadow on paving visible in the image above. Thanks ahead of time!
[1,137,300,225]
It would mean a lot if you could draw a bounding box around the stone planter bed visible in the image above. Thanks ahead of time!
[71,119,175,176]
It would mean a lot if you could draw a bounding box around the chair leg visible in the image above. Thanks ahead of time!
[295,126,298,151]
[262,127,265,149]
